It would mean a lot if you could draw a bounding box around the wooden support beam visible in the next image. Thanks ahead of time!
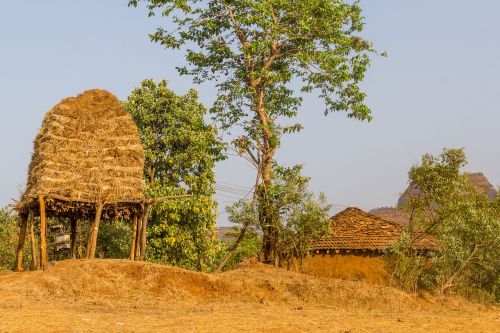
[14,213,28,272]
[70,218,77,259]
[139,205,150,261]
[130,214,139,261]
[134,210,143,261]
[39,196,48,271]
[28,211,38,270]
[86,202,104,259]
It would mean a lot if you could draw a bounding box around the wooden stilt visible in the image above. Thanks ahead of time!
[70,218,77,259]
[14,213,28,272]
[134,211,143,261]
[139,205,150,261]
[39,196,48,271]
[86,202,104,259]
[76,219,82,258]
[130,214,139,261]
[28,211,38,270]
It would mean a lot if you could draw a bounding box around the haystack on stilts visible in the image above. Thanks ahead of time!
[14,89,147,271]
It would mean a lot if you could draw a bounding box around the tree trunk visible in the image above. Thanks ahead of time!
[253,88,278,265]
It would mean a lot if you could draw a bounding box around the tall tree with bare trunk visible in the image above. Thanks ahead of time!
[129,0,377,264]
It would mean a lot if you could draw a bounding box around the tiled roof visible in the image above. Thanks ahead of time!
[310,207,439,251]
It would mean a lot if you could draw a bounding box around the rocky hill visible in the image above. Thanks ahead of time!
[372,172,497,225]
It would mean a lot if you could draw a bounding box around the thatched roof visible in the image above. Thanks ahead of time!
[18,89,145,219]
[311,208,438,252]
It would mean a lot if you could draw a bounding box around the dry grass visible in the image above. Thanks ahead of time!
[19,89,144,218]
[0,259,497,332]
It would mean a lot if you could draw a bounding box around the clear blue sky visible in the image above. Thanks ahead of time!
[1,1,498,225]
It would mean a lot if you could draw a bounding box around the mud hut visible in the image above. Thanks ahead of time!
[298,207,438,284]
[14,89,148,271]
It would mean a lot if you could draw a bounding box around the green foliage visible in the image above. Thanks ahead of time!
[217,226,262,271]
[129,0,375,126]
[384,231,425,292]
[0,209,18,271]
[227,164,331,269]
[124,79,226,271]
[395,148,500,302]
[97,220,133,259]
[129,0,376,262]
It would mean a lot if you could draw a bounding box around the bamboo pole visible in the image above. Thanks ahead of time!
[139,205,150,261]
[130,214,139,261]
[14,213,28,272]
[28,211,38,270]
[86,202,104,259]
[39,196,48,270]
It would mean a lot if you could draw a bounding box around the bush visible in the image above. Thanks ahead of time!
[384,231,425,292]
[0,209,19,271]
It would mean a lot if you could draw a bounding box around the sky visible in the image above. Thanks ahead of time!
[0,1,498,225]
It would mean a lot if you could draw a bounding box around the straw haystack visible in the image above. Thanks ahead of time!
[19,89,145,219]
[15,89,148,270]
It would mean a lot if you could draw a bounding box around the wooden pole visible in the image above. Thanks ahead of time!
[134,210,143,261]
[28,211,38,270]
[39,196,48,271]
[14,213,28,272]
[130,214,139,261]
[76,219,82,258]
[70,218,77,259]
[139,205,149,261]
[86,202,104,259]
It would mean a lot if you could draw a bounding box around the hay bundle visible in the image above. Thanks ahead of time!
[20,89,145,219]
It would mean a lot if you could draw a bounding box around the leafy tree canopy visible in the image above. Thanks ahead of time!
[396,148,500,302]
[227,164,331,268]
[129,0,377,263]
[125,79,226,271]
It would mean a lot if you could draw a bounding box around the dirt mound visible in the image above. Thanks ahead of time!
[0,260,496,332]
[1,259,421,309]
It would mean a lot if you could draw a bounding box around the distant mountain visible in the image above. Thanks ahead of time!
[217,226,237,242]
[398,172,498,207]
[466,172,498,201]
[372,172,497,226]
[369,207,410,226]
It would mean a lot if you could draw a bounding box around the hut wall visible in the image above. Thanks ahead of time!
[292,252,389,285]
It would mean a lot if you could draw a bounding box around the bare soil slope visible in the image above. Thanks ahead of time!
[0,260,497,332]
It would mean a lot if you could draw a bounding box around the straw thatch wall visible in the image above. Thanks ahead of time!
[19,89,145,220]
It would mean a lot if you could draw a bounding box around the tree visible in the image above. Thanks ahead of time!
[225,164,331,269]
[398,148,500,302]
[128,0,376,263]
[124,79,226,271]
